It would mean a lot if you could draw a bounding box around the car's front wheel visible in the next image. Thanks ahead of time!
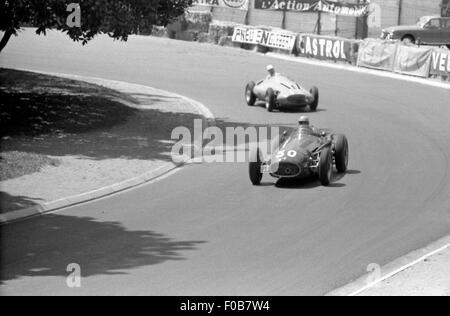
[265,88,276,112]
[249,148,263,185]
[246,82,257,106]
[319,147,333,186]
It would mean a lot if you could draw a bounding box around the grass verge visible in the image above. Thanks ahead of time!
[0,68,137,180]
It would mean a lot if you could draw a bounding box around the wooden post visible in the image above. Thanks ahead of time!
[355,0,369,39]
[362,12,368,38]
[398,0,403,25]
[244,4,250,25]
[317,11,322,35]
[335,15,339,37]
[282,8,287,29]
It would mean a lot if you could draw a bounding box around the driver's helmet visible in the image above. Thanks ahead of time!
[298,116,313,135]
[298,116,310,127]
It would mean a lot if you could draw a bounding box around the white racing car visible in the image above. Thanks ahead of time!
[245,75,319,112]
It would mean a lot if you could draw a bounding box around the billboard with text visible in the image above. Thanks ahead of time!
[193,0,249,10]
[232,26,297,51]
[254,0,370,17]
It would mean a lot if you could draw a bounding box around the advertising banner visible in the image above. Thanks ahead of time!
[357,39,398,72]
[393,45,432,78]
[232,26,297,51]
[298,34,355,62]
[430,48,450,76]
[254,0,370,17]
[193,0,250,10]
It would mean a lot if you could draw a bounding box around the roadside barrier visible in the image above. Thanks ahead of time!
[153,16,449,83]
[357,38,450,81]
[393,44,432,78]
[208,20,238,44]
[357,39,397,72]
[430,47,450,81]
[298,33,360,65]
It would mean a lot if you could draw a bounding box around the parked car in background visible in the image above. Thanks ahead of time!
[381,16,450,48]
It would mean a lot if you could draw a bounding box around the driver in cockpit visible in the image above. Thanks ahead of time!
[298,116,323,137]
[266,65,279,79]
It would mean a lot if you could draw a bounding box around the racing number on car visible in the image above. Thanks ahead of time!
[288,151,297,158]
[276,150,297,159]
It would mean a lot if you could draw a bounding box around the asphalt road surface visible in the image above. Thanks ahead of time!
[1,29,449,295]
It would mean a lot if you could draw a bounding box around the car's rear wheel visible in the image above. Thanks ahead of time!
[401,35,415,45]
[249,148,263,185]
[246,82,257,106]
[265,88,276,112]
[309,86,319,112]
[319,147,333,186]
[334,134,349,173]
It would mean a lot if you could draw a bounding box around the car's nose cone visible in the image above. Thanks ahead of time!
[270,162,301,177]
[270,150,309,177]
[287,94,307,104]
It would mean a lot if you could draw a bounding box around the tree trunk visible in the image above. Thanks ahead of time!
[0,30,14,53]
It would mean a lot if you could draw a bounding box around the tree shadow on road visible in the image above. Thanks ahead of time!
[0,213,205,283]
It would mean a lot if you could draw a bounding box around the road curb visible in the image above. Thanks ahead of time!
[327,235,450,296]
[0,71,216,225]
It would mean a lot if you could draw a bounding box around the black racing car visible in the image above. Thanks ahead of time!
[249,128,349,186]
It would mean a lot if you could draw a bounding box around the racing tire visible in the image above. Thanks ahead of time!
[319,147,333,186]
[310,86,319,112]
[334,134,349,173]
[265,88,276,112]
[249,148,263,185]
[246,82,257,106]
